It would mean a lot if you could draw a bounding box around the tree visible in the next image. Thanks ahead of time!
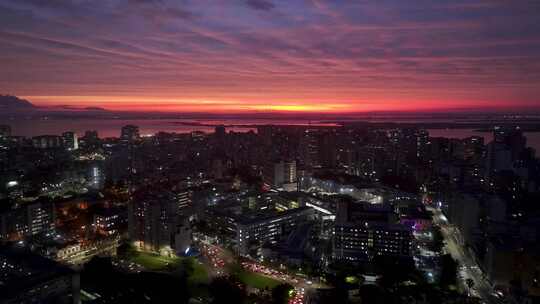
[117,242,137,259]
[135,272,191,304]
[466,278,474,296]
[359,285,387,304]
[375,256,416,288]
[271,283,294,304]
[209,276,246,304]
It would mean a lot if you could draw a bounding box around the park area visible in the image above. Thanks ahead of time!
[129,251,210,285]
[125,245,282,291]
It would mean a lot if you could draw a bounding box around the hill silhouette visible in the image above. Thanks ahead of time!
[0,95,36,109]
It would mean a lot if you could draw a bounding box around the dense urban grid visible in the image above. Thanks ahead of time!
[0,122,539,304]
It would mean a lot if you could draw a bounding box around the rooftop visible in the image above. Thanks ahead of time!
[0,245,75,297]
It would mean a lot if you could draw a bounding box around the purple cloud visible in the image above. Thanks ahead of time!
[0,0,539,111]
[245,0,275,11]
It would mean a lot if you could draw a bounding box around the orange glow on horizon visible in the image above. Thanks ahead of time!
[246,104,353,112]
[22,95,527,114]
[23,95,364,113]
[21,95,526,114]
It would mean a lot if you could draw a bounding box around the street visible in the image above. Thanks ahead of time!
[428,207,501,304]
[197,241,326,303]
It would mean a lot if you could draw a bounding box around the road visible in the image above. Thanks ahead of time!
[240,260,319,304]
[428,207,500,304]
[197,241,325,303]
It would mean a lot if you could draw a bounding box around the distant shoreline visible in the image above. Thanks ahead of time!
[170,121,540,132]
[4,116,540,132]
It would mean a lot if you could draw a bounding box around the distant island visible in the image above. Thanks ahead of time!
[0,94,110,117]
[0,95,36,109]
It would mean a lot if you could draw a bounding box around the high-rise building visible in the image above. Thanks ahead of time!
[62,131,78,150]
[416,129,430,159]
[128,189,190,255]
[447,193,480,245]
[213,125,228,158]
[215,125,226,145]
[463,136,485,160]
[120,125,140,142]
[257,125,273,147]
[88,164,104,190]
[493,126,526,160]
[94,208,123,236]
[299,128,320,168]
[0,201,55,241]
[173,189,192,215]
[284,161,297,184]
[483,238,539,295]
[264,160,297,190]
[27,202,55,236]
[84,130,99,140]
[486,195,506,222]
[0,125,11,137]
[212,158,225,179]
[81,130,99,148]
[319,131,337,168]
[486,141,513,174]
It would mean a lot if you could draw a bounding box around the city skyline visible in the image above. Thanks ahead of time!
[2,2,540,303]
[1,0,540,113]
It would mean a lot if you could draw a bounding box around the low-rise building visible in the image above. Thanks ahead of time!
[205,202,314,255]
[32,135,63,149]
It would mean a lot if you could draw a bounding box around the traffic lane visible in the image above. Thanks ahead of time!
[428,207,495,302]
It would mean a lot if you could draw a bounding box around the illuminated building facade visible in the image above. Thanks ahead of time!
[332,201,412,261]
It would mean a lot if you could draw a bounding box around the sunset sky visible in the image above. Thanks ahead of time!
[1,0,540,113]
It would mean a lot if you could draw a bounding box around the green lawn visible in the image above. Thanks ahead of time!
[131,252,181,271]
[129,252,209,285]
[128,250,279,290]
[189,260,210,285]
[236,269,281,290]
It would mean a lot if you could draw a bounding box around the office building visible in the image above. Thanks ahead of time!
[174,189,192,215]
[264,160,297,190]
[88,164,104,190]
[332,201,412,261]
[236,207,313,255]
[0,201,56,241]
[62,131,78,150]
[94,208,125,236]
[205,201,313,256]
